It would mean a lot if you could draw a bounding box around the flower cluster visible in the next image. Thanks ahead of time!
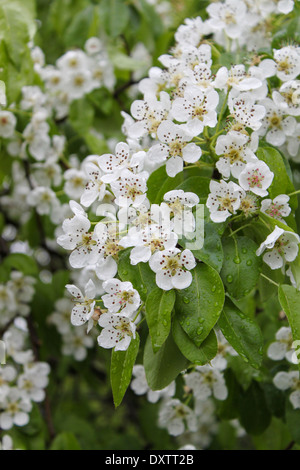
[0,271,36,328]
[0,319,50,433]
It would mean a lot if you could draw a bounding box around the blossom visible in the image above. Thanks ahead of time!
[0,388,32,430]
[97,313,136,351]
[57,213,102,268]
[273,371,300,409]
[66,280,96,327]
[110,169,147,208]
[149,120,201,177]
[256,226,300,270]
[206,0,247,39]
[128,91,171,139]
[267,326,297,364]
[238,161,274,197]
[80,161,106,207]
[206,179,244,223]
[258,98,296,147]
[184,365,228,401]
[260,195,291,223]
[215,131,258,178]
[158,398,198,436]
[0,111,16,138]
[149,247,196,290]
[228,91,266,131]
[273,46,300,82]
[101,279,141,316]
[171,86,219,135]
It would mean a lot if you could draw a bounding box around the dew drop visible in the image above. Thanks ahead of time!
[226,275,233,283]
[233,256,241,264]
[183,297,190,304]
[246,259,252,266]
[197,327,203,335]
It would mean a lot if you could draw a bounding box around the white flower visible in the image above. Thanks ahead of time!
[267,326,297,364]
[101,279,140,316]
[0,435,14,450]
[0,111,16,138]
[215,131,258,178]
[258,98,296,147]
[0,388,32,430]
[56,50,88,72]
[80,161,106,207]
[150,120,202,177]
[171,86,219,135]
[97,313,136,351]
[256,226,300,270]
[158,398,198,436]
[64,169,87,200]
[128,91,171,139]
[238,161,274,197]
[149,247,196,290]
[27,187,60,217]
[206,180,244,223]
[206,0,247,39]
[273,46,300,82]
[0,366,17,395]
[110,169,147,208]
[62,326,94,361]
[120,224,178,266]
[273,370,300,409]
[214,65,262,92]
[57,214,102,268]
[184,365,228,401]
[287,122,300,160]
[98,142,145,182]
[228,91,266,131]
[66,280,96,327]
[163,189,199,235]
[260,195,291,223]
[17,362,50,403]
[273,80,300,117]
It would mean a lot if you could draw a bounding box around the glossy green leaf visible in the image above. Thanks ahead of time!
[175,263,225,347]
[172,317,218,365]
[221,236,262,299]
[145,288,175,352]
[118,248,157,301]
[111,334,140,408]
[218,299,263,369]
[144,333,189,391]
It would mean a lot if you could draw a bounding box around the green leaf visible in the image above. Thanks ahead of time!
[146,165,213,204]
[0,0,37,64]
[111,333,140,408]
[218,298,263,369]
[118,248,157,301]
[172,317,218,365]
[278,284,300,372]
[181,206,225,272]
[145,288,175,352]
[3,253,38,277]
[238,381,271,435]
[175,263,225,347]
[220,236,262,299]
[69,98,94,136]
[100,0,130,37]
[257,147,297,209]
[50,432,81,450]
[144,333,189,391]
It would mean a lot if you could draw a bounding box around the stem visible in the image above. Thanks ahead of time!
[260,273,279,288]
[134,302,145,322]
[288,189,300,197]
[228,223,252,237]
